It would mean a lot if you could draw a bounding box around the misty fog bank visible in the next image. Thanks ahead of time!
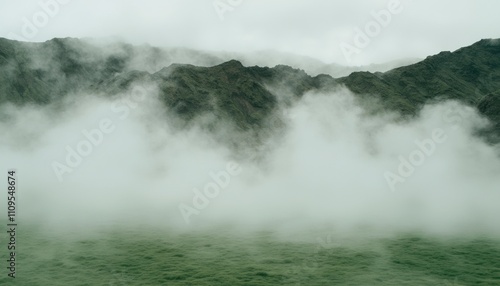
[1,84,499,239]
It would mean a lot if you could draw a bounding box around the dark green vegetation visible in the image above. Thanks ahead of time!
[1,37,499,139]
[0,223,499,285]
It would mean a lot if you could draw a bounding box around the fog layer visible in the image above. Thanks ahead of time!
[2,87,499,237]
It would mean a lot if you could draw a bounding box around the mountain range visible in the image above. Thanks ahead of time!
[1,37,499,143]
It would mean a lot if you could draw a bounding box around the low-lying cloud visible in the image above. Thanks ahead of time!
[2,86,499,238]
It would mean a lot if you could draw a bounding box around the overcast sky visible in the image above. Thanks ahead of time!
[0,0,499,66]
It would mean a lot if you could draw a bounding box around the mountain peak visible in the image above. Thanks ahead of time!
[218,59,244,68]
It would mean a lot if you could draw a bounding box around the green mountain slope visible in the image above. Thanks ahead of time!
[338,39,500,113]
[1,37,499,140]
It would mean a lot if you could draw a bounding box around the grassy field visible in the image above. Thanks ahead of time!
[1,223,499,286]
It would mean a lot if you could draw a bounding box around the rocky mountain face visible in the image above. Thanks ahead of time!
[1,37,499,141]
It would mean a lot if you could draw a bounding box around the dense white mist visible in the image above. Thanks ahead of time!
[2,87,500,237]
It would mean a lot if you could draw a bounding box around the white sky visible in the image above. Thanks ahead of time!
[0,0,499,66]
